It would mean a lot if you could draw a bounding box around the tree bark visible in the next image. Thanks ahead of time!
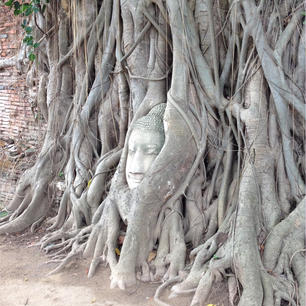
[1,1,305,305]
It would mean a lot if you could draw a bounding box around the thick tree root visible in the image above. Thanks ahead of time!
[0,143,62,234]
[153,200,186,281]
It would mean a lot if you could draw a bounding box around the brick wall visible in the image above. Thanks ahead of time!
[0,5,43,142]
[0,5,44,206]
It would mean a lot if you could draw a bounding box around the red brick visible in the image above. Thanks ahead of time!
[0,6,46,203]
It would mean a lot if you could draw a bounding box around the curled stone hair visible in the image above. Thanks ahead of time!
[133,103,166,134]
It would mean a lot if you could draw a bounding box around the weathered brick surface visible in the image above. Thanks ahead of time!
[0,6,45,206]
[0,6,42,142]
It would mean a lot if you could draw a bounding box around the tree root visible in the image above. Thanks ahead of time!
[153,200,186,281]
[85,198,120,278]
[170,219,231,297]
[0,192,51,234]
[1,2,304,306]
[263,196,305,271]
[46,228,93,275]
[190,270,215,306]
[191,241,231,305]
[48,246,84,276]
[30,216,46,233]
[154,276,181,306]
[0,142,62,234]
[38,225,93,276]
[184,170,206,248]
[47,189,69,231]
[40,229,78,250]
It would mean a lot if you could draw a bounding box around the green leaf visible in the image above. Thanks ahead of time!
[29,53,36,61]
[23,35,34,46]
[24,6,33,16]
[13,8,21,15]
[0,211,8,218]
[4,0,14,7]
[25,26,32,34]
[21,3,30,12]
[33,42,39,48]
[58,171,64,178]
[13,1,20,9]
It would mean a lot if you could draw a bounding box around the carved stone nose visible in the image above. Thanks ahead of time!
[130,151,146,173]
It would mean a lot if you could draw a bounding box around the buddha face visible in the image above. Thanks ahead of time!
[126,128,164,189]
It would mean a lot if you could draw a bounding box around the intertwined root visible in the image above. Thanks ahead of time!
[0,169,52,235]
[0,1,304,306]
[39,225,92,275]
[83,198,121,278]
[0,139,65,235]
[36,161,304,306]
[153,200,186,281]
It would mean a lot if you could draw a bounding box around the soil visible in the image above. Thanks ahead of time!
[0,226,229,306]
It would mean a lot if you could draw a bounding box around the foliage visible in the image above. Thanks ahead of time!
[1,0,48,60]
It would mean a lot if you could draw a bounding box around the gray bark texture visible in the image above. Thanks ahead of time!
[0,0,305,305]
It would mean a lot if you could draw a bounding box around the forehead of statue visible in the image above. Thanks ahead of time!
[128,128,164,150]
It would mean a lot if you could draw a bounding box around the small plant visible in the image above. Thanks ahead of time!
[2,0,49,61]
[0,210,8,218]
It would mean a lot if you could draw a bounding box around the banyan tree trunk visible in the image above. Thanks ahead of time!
[1,1,305,305]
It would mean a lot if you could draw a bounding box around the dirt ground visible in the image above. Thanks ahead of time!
[0,228,229,306]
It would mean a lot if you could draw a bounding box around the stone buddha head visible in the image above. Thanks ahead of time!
[125,104,166,189]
